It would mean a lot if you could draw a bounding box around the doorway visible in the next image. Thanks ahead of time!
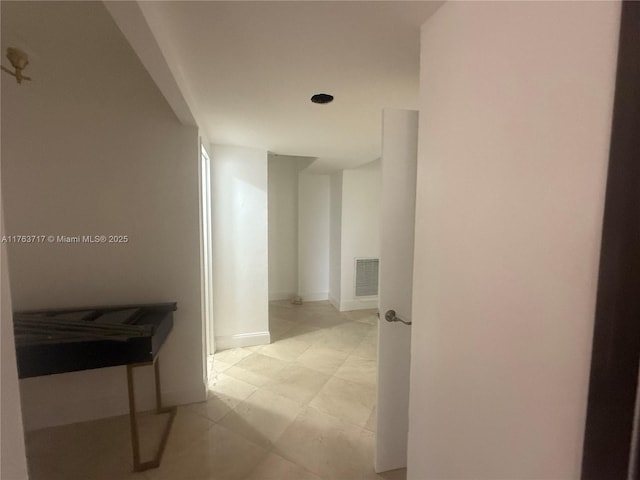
[200,142,215,384]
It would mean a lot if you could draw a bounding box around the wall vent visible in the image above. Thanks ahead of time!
[355,258,379,297]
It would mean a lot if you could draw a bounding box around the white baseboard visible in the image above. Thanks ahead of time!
[269,292,294,301]
[215,331,271,350]
[328,295,340,311]
[300,291,329,302]
[340,297,379,312]
[375,457,407,475]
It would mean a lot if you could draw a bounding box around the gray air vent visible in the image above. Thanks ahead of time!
[355,258,379,297]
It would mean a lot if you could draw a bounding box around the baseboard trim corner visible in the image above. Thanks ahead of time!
[340,297,379,312]
[300,291,329,302]
[329,295,340,310]
[215,331,271,350]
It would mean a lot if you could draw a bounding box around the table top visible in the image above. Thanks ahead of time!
[13,302,176,378]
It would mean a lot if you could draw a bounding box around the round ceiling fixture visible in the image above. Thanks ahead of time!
[311,93,334,104]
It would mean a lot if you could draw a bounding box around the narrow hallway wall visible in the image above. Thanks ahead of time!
[268,155,312,301]
[211,145,270,349]
[298,173,330,301]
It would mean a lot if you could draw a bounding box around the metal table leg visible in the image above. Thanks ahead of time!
[126,358,177,472]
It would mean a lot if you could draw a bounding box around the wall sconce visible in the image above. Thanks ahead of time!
[1,47,32,84]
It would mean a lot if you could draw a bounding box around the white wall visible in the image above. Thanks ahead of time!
[298,173,330,301]
[1,188,28,479]
[211,145,270,349]
[408,2,620,479]
[1,1,205,431]
[104,1,198,128]
[268,155,300,301]
[339,161,381,311]
[329,172,343,309]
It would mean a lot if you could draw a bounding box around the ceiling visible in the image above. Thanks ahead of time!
[136,1,443,172]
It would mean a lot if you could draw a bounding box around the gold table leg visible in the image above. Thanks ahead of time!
[126,358,177,472]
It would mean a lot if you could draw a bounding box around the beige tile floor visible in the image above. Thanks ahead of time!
[24,301,406,480]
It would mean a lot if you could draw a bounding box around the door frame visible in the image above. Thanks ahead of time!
[581,2,640,478]
[199,141,215,366]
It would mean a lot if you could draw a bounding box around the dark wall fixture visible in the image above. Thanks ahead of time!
[311,93,334,104]
[582,2,640,479]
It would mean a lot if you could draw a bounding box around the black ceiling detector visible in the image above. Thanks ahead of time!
[311,93,334,104]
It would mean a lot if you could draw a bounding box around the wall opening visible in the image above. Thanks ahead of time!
[200,143,214,374]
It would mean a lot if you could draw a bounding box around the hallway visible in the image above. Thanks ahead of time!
[24,301,406,480]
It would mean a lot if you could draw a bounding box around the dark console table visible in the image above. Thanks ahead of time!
[13,302,178,472]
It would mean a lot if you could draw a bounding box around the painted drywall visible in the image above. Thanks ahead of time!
[376,109,418,473]
[1,200,28,480]
[408,2,620,479]
[211,145,270,349]
[298,173,330,301]
[340,161,381,311]
[131,1,442,172]
[1,1,205,430]
[268,155,301,301]
[104,1,197,127]
[329,172,343,309]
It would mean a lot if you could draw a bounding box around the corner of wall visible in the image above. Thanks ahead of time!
[300,291,329,302]
[340,297,379,312]
[328,294,341,311]
[269,292,294,302]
